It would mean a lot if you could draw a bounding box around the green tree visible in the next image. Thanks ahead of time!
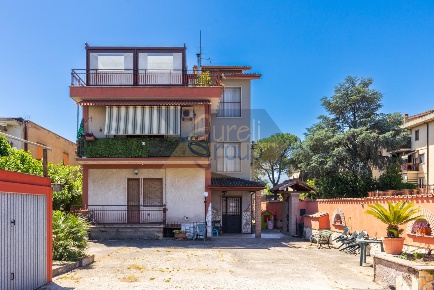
[376,161,416,191]
[0,136,82,209]
[295,76,409,197]
[49,163,82,211]
[254,133,300,187]
[0,136,43,175]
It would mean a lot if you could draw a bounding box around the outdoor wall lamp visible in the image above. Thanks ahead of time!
[203,192,209,227]
[133,168,139,175]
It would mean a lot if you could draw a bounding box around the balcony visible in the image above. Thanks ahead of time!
[77,137,210,159]
[71,69,219,87]
[401,163,419,172]
[87,205,166,225]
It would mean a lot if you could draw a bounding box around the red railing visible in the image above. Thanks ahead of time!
[86,205,166,224]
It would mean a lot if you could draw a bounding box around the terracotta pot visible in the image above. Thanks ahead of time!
[423,227,432,236]
[382,237,405,255]
[174,233,186,239]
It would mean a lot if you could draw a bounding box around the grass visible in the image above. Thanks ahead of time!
[119,275,139,282]
[127,264,145,272]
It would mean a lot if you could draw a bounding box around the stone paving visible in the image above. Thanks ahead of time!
[40,232,387,290]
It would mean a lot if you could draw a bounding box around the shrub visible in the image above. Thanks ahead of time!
[49,163,82,211]
[52,210,89,261]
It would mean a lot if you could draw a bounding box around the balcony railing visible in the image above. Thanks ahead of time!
[87,205,166,225]
[401,163,419,172]
[77,136,210,158]
[71,69,216,87]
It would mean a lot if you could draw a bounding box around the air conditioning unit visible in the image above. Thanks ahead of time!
[182,107,194,121]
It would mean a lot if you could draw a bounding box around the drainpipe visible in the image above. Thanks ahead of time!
[23,120,28,151]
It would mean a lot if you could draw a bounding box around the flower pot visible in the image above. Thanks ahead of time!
[174,233,186,239]
[85,136,95,141]
[422,227,432,236]
[382,237,405,255]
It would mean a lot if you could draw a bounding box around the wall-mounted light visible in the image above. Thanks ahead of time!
[133,168,139,175]
[222,191,227,196]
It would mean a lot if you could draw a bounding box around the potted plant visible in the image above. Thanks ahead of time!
[85,133,95,141]
[365,200,422,255]
[173,229,187,239]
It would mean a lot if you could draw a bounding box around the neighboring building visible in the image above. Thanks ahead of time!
[402,110,434,189]
[0,118,77,166]
[70,45,265,239]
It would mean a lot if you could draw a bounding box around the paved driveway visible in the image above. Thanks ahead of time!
[41,236,385,290]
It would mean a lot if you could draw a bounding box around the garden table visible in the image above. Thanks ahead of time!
[357,238,384,266]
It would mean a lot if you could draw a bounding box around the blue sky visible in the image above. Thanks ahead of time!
[1,1,434,142]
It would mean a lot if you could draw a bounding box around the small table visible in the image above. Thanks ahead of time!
[357,239,384,266]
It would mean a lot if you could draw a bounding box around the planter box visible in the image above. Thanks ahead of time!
[373,253,434,289]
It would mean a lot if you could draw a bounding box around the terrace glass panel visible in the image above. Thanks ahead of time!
[138,53,182,84]
[89,53,133,85]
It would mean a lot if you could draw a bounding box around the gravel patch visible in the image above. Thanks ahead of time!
[40,236,387,290]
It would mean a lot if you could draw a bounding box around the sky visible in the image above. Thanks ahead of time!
[1,1,434,142]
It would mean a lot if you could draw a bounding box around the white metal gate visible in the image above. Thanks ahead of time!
[1,192,47,290]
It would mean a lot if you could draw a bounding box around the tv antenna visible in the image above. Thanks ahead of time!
[196,31,211,70]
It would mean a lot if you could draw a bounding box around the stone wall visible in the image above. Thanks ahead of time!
[374,253,434,289]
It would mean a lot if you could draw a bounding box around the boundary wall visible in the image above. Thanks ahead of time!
[301,195,434,248]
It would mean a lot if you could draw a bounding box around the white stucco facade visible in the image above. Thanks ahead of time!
[88,167,205,223]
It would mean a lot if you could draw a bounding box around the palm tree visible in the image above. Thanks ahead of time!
[365,201,422,238]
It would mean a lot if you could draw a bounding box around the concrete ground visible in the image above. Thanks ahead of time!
[40,231,387,290]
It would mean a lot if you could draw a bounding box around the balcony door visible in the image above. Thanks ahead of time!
[222,197,242,233]
[127,178,140,223]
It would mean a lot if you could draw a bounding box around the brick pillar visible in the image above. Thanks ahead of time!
[255,190,262,238]
[288,192,301,236]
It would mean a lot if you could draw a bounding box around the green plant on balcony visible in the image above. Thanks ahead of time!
[195,71,212,86]
[80,137,210,158]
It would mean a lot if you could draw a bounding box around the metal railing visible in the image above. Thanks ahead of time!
[71,69,209,87]
[87,205,166,225]
[401,163,419,172]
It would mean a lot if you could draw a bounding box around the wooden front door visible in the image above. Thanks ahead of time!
[127,178,140,223]
[222,197,242,233]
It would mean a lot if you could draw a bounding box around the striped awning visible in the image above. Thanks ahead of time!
[105,106,180,135]
[78,100,210,106]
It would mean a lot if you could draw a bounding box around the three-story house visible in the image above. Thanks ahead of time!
[70,44,264,239]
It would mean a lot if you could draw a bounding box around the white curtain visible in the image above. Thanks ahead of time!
[217,87,241,117]
[216,143,241,172]
[104,106,180,135]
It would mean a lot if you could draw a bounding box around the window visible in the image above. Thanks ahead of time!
[104,106,180,135]
[217,87,241,117]
[35,143,46,160]
[419,177,425,188]
[138,52,183,84]
[415,129,420,141]
[419,153,425,164]
[142,178,163,206]
[216,142,241,172]
[89,52,134,85]
[63,152,69,166]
